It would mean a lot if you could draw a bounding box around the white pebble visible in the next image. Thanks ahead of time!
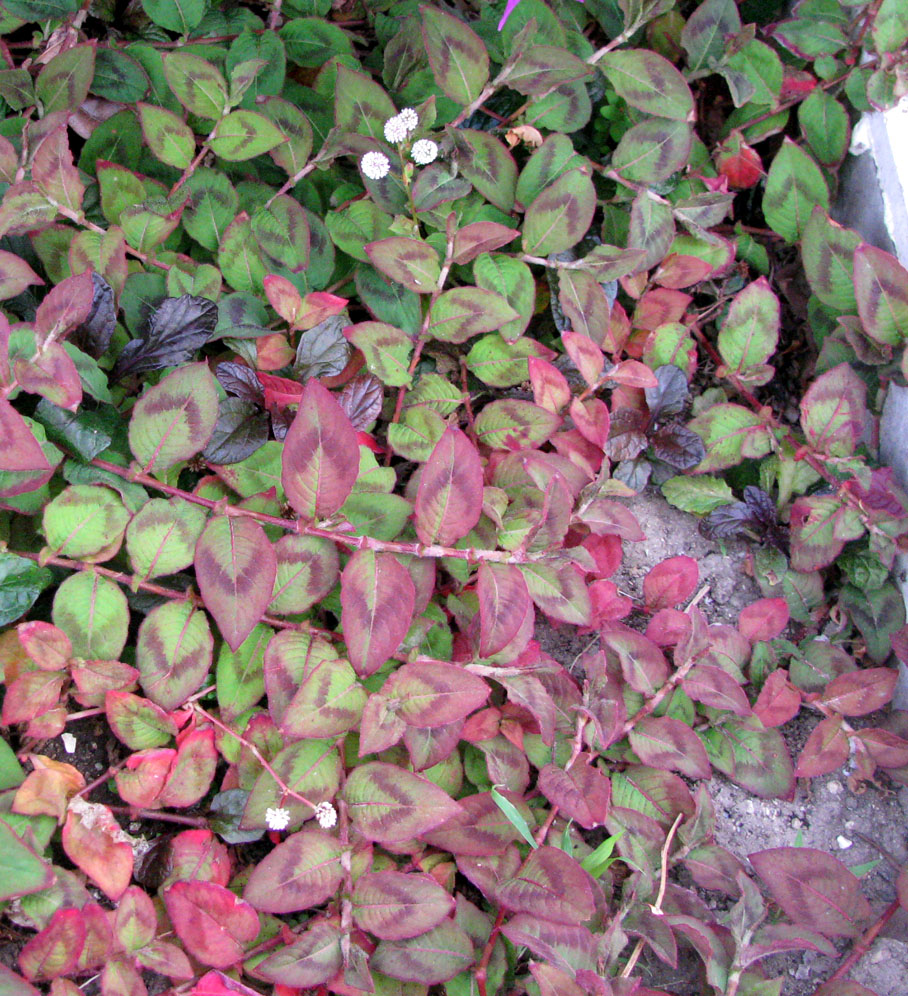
[61,732,77,754]
[837,835,852,849]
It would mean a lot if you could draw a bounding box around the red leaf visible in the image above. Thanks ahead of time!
[817,667,897,716]
[629,715,712,779]
[15,342,83,411]
[497,846,595,924]
[738,598,789,642]
[341,550,415,676]
[795,716,849,777]
[643,556,698,611]
[264,274,302,325]
[589,579,633,625]
[646,608,691,646]
[62,801,133,900]
[537,759,611,829]
[562,331,603,386]
[607,359,659,388]
[158,727,218,807]
[580,533,622,578]
[34,270,94,347]
[478,562,531,658]
[381,660,490,727]
[17,622,71,670]
[195,516,277,652]
[19,909,85,981]
[749,847,870,937]
[752,669,801,727]
[528,357,570,413]
[682,664,752,716]
[281,379,358,519]
[0,398,53,473]
[163,880,259,969]
[714,131,763,190]
[414,427,483,547]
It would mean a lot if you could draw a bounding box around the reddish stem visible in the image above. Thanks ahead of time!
[825,899,901,983]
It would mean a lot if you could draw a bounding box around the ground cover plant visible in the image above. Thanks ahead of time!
[1,0,908,993]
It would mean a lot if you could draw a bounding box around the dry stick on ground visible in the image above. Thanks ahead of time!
[620,812,685,978]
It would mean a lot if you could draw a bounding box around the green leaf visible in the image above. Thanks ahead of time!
[600,49,694,121]
[129,363,219,475]
[701,716,794,799]
[91,48,148,103]
[137,600,212,710]
[343,321,412,386]
[52,569,129,659]
[137,102,194,169]
[466,334,549,387]
[473,253,533,342]
[217,623,272,721]
[428,287,519,344]
[798,91,849,166]
[505,44,594,98]
[244,830,344,913]
[763,139,829,243]
[853,242,908,346]
[0,820,54,901]
[365,237,440,294]
[258,97,313,176]
[269,534,339,615]
[873,0,908,53]
[687,403,773,471]
[724,40,782,107]
[126,497,207,584]
[280,656,366,738]
[717,277,779,385]
[490,785,537,849]
[210,110,286,162]
[242,740,341,830]
[611,119,693,184]
[799,363,866,458]
[580,831,625,878]
[681,0,741,72]
[35,43,95,115]
[661,475,735,515]
[333,64,397,140]
[521,562,591,626]
[387,406,447,462]
[141,0,207,34]
[226,29,286,104]
[789,495,864,573]
[450,129,517,213]
[474,399,561,450]
[802,207,860,312]
[2,0,78,18]
[218,213,268,293]
[344,761,462,843]
[184,168,238,252]
[281,17,354,67]
[252,195,310,270]
[421,4,488,104]
[522,168,595,256]
[42,484,130,560]
[0,553,53,628]
[326,201,393,263]
[163,50,228,119]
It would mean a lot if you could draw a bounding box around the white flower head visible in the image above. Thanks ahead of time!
[411,139,438,166]
[315,801,337,830]
[384,115,408,144]
[361,151,391,180]
[398,107,419,132]
[265,807,291,831]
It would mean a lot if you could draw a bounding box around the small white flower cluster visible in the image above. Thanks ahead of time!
[360,109,439,180]
[315,801,337,830]
[265,806,291,831]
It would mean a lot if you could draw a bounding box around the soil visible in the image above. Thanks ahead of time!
[540,489,908,995]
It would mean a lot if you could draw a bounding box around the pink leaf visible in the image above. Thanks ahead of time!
[643,556,698,610]
[163,880,259,969]
[281,379,359,519]
[738,598,789,642]
[478,562,531,657]
[341,550,415,676]
[414,427,484,546]
[195,516,276,651]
